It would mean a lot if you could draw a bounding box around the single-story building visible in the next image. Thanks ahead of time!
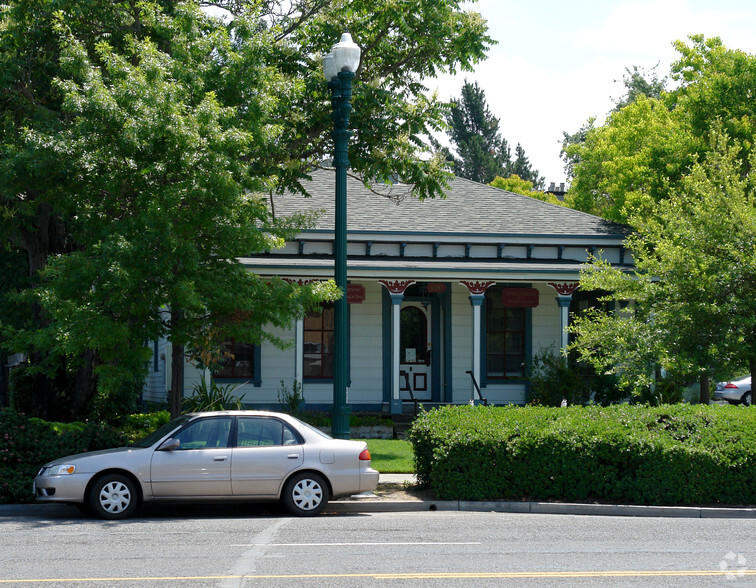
[143,169,631,412]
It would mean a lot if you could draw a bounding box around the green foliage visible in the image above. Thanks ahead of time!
[0,409,128,504]
[571,132,756,396]
[527,347,623,407]
[440,81,543,188]
[1,0,493,420]
[277,379,305,415]
[183,377,244,413]
[565,35,756,224]
[408,404,756,504]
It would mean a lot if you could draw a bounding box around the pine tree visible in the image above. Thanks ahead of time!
[444,81,542,187]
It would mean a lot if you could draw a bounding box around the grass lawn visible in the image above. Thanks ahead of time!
[359,438,414,473]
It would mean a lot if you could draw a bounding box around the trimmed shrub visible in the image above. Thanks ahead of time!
[0,409,169,504]
[408,404,756,505]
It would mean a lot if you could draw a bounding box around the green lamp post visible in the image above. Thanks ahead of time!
[323,33,360,439]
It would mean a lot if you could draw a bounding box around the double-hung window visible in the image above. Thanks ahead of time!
[485,287,527,379]
[303,303,334,379]
[216,340,256,380]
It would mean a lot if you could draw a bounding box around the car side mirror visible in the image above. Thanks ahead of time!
[157,438,180,451]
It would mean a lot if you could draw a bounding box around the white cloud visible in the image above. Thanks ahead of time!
[425,0,756,185]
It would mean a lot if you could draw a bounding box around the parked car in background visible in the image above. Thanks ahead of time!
[714,376,752,406]
[34,411,379,519]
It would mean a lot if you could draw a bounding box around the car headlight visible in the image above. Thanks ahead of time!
[52,465,76,475]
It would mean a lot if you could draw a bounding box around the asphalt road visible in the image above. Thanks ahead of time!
[1,505,755,587]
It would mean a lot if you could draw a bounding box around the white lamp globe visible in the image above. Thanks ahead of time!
[331,32,361,76]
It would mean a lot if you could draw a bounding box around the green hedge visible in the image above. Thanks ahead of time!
[407,404,756,505]
[0,409,170,504]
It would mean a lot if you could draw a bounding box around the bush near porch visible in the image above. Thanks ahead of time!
[408,404,756,505]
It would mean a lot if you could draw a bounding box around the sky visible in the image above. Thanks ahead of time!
[427,0,756,186]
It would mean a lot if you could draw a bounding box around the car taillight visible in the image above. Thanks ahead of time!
[724,383,739,389]
[359,449,371,461]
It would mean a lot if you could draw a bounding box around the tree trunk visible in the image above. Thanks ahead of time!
[169,308,185,418]
[169,340,184,418]
[699,372,710,405]
[68,349,99,420]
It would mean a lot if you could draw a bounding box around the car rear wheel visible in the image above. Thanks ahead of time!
[88,474,138,520]
[742,391,752,406]
[282,472,329,516]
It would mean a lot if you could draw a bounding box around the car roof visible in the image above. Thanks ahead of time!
[186,410,297,418]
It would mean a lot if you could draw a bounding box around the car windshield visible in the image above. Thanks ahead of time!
[132,415,192,448]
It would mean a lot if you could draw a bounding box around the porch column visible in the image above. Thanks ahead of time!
[548,282,580,357]
[460,281,495,403]
[379,280,415,414]
[295,317,304,387]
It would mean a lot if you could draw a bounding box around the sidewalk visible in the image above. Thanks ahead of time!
[2,474,754,520]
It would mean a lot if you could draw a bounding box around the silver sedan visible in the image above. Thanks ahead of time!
[714,376,752,406]
[34,411,379,519]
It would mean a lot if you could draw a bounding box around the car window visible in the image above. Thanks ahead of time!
[236,417,301,447]
[133,415,191,448]
[173,417,232,450]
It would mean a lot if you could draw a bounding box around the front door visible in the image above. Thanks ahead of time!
[400,303,431,400]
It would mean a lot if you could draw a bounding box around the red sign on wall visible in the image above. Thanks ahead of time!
[347,283,366,304]
[501,287,539,308]
[426,282,447,293]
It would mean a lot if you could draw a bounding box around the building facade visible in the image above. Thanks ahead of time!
[145,169,631,413]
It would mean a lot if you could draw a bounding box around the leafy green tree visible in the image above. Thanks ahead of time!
[0,0,493,419]
[560,118,594,181]
[441,80,542,186]
[570,133,756,403]
[611,64,667,112]
[565,35,756,224]
[489,174,561,205]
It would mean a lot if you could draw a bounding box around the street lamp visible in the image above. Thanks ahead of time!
[324,33,360,439]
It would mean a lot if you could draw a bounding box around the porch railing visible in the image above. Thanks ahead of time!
[465,370,488,406]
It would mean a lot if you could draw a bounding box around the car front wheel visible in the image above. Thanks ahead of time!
[282,472,329,516]
[742,391,752,406]
[88,473,138,520]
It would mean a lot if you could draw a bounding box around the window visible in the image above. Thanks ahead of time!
[216,340,255,380]
[236,417,300,447]
[400,306,428,364]
[303,303,334,379]
[485,287,526,379]
[173,417,232,450]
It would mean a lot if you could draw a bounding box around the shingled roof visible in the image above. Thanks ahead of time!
[270,168,630,239]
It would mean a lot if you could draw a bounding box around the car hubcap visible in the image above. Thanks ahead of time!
[99,481,131,514]
[292,479,323,511]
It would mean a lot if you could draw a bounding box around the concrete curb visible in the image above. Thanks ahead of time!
[329,499,756,519]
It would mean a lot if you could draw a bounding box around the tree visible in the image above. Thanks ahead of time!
[0,0,493,419]
[489,174,561,205]
[611,64,667,112]
[441,80,543,186]
[560,65,666,184]
[564,35,756,224]
[570,133,756,403]
[510,143,544,189]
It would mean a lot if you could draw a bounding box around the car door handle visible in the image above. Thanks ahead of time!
[214,456,228,461]
[287,454,300,459]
